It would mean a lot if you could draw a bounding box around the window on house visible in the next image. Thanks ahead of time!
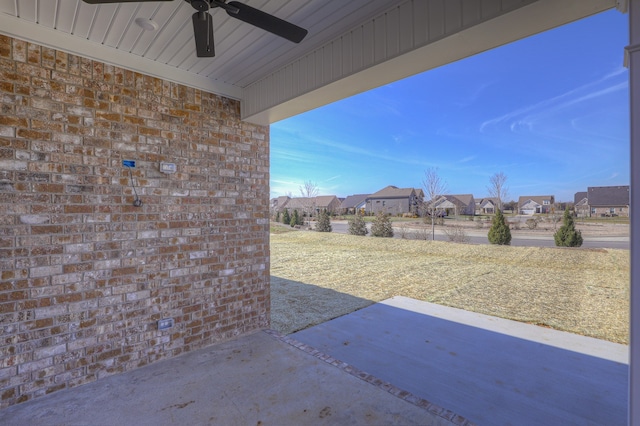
[543,200,550,205]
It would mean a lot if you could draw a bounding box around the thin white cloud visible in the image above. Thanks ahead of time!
[453,81,496,108]
[458,156,476,163]
[479,72,627,134]
[273,125,437,169]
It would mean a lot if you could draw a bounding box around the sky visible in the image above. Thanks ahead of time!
[270,9,629,203]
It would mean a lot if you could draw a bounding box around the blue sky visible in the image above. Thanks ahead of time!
[270,9,629,202]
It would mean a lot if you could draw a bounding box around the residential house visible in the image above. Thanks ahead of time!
[270,196,290,217]
[574,192,589,218]
[271,195,341,217]
[476,197,498,215]
[518,195,555,215]
[315,195,342,215]
[340,194,370,215]
[587,185,630,217]
[366,186,423,216]
[432,194,476,216]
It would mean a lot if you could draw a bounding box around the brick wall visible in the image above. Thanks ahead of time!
[0,35,270,407]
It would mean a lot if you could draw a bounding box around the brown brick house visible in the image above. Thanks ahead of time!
[587,185,630,217]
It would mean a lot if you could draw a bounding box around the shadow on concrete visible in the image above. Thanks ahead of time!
[292,296,629,426]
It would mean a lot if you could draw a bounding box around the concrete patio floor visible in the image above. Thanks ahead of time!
[0,327,463,426]
[0,296,628,425]
[293,296,629,425]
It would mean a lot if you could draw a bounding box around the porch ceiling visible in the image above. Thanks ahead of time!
[0,0,618,125]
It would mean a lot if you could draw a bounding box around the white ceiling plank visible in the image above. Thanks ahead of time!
[16,0,35,21]
[36,0,57,27]
[53,0,78,34]
[102,3,139,47]
[129,1,187,56]
[0,0,14,14]
[158,26,193,64]
[141,5,191,59]
[72,2,95,38]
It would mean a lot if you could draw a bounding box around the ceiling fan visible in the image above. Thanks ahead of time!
[82,0,308,57]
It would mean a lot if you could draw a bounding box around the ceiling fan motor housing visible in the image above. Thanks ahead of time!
[190,0,210,12]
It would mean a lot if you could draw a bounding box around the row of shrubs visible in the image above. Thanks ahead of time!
[277,208,583,247]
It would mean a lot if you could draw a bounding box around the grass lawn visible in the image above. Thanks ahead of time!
[270,230,629,344]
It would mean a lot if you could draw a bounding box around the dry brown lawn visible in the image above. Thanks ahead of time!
[270,230,629,344]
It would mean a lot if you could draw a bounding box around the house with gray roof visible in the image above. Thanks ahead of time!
[340,194,369,215]
[574,191,589,218]
[476,197,498,215]
[366,186,423,216]
[270,195,341,217]
[432,194,476,216]
[587,185,630,217]
[518,195,555,215]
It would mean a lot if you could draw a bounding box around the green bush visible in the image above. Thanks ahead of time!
[554,209,583,247]
[488,210,511,245]
[290,210,302,227]
[370,211,394,238]
[316,210,332,232]
[348,213,368,236]
[282,210,290,225]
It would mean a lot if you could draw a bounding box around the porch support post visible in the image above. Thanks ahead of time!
[629,0,640,423]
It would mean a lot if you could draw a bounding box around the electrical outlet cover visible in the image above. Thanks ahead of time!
[158,318,174,330]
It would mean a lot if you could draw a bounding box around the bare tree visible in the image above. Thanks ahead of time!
[422,168,448,241]
[487,172,509,212]
[299,180,319,226]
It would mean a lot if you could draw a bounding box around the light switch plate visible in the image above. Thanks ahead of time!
[158,318,174,330]
[160,162,177,174]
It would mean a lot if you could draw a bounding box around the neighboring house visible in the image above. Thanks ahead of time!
[314,195,342,215]
[270,196,290,217]
[366,185,423,215]
[518,195,555,215]
[340,194,369,215]
[574,191,589,218]
[476,197,498,215]
[587,185,630,217]
[271,195,341,217]
[432,194,476,216]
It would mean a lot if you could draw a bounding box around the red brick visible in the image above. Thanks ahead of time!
[0,34,269,409]
[30,225,63,235]
[0,116,28,127]
[17,129,51,141]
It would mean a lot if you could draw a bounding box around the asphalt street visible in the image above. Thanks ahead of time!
[327,221,629,250]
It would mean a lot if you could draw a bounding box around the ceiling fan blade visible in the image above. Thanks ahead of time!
[83,0,171,3]
[226,1,307,44]
[192,11,215,57]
